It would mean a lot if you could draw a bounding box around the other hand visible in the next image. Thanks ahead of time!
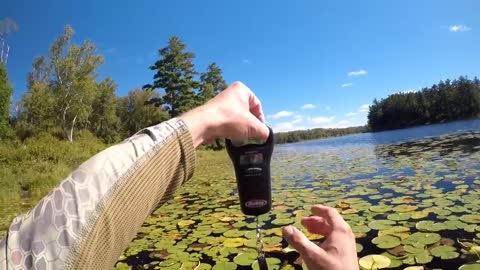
[282,205,359,270]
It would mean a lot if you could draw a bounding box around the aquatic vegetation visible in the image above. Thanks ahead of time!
[116,132,480,269]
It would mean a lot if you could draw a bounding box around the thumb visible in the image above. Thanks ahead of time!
[282,225,327,261]
[246,113,269,141]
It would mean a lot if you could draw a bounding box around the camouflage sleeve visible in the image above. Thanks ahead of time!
[0,118,196,270]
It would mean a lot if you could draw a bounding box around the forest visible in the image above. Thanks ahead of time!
[274,126,367,144]
[367,77,480,131]
[0,25,228,144]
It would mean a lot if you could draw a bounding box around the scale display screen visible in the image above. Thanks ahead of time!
[240,153,263,165]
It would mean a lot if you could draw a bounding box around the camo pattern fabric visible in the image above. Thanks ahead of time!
[0,118,196,270]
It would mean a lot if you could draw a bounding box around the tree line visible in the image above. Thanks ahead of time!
[274,126,367,144]
[0,25,227,145]
[368,76,480,131]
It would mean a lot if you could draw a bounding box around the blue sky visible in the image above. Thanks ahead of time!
[2,0,478,132]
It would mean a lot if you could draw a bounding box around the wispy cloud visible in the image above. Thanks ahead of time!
[301,104,316,109]
[359,104,370,112]
[449,25,471,32]
[241,58,250,64]
[346,112,359,117]
[292,117,303,124]
[341,83,353,88]
[325,106,331,111]
[348,69,367,76]
[311,116,335,125]
[273,121,306,132]
[269,110,294,119]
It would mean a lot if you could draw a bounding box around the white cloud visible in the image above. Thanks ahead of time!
[348,69,367,76]
[449,25,471,32]
[301,104,316,109]
[310,116,335,125]
[346,112,359,117]
[325,106,331,111]
[241,58,250,64]
[273,121,306,132]
[268,110,294,119]
[338,120,349,125]
[292,118,303,124]
[341,83,353,88]
[359,104,370,112]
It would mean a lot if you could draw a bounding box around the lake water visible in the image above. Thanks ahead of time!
[119,119,480,270]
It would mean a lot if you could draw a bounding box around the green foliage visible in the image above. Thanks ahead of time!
[89,77,120,143]
[117,89,170,137]
[147,36,198,117]
[0,132,107,234]
[274,125,367,144]
[199,63,228,98]
[50,25,103,141]
[0,63,12,137]
[368,76,480,131]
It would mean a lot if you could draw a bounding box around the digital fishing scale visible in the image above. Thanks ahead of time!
[226,127,274,216]
[226,127,274,270]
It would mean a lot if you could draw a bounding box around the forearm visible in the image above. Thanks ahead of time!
[0,118,196,270]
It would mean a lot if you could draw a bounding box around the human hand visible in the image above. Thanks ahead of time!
[180,81,269,147]
[282,205,359,270]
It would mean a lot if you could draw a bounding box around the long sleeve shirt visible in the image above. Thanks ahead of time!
[0,118,196,270]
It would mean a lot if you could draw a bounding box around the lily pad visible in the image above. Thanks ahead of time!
[459,264,480,270]
[223,238,244,248]
[460,215,480,224]
[430,245,459,259]
[387,213,410,221]
[212,262,237,270]
[372,235,401,249]
[233,252,257,266]
[405,232,441,245]
[358,255,391,269]
[368,220,396,230]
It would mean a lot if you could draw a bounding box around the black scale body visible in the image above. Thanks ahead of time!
[226,127,274,216]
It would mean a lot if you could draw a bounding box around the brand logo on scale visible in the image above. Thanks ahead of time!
[245,199,267,208]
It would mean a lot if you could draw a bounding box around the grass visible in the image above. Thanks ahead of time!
[0,131,108,236]
[0,133,225,238]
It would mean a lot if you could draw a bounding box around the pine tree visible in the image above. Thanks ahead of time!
[147,36,198,117]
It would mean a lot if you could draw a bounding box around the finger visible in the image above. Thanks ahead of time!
[246,113,269,141]
[311,205,348,230]
[248,92,266,122]
[301,216,332,235]
[282,225,328,263]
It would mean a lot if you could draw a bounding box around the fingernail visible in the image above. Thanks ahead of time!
[283,225,294,238]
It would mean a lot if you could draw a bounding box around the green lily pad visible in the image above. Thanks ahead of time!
[405,232,441,245]
[223,230,245,238]
[369,205,392,213]
[372,235,401,249]
[233,252,257,266]
[178,220,195,227]
[356,243,364,253]
[368,220,396,230]
[224,238,244,248]
[392,205,417,212]
[358,255,391,269]
[212,262,237,270]
[461,215,480,224]
[251,258,281,270]
[459,264,480,270]
[271,218,294,226]
[430,245,459,259]
[415,220,446,232]
[387,213,410,221]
